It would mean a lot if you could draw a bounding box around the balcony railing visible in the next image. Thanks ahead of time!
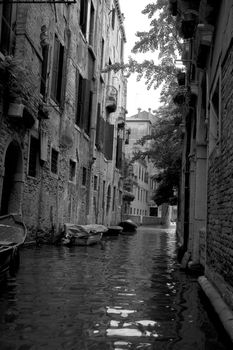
[106,85,117,113]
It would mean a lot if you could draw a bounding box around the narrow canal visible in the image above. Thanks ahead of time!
[0,226,231,350]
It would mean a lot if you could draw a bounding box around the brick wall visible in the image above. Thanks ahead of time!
[207,41,233,288]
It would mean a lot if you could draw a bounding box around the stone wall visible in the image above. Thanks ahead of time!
[0,0,126,239]
[206,5,233,292]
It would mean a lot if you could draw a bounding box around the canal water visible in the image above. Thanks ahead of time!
[0,226,231,350]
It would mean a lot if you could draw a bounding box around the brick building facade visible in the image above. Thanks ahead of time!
[0,0,127,238]
[171,0,233,326]
[125,109,160,219]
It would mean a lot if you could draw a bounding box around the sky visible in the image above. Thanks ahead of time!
[120,0,162,117]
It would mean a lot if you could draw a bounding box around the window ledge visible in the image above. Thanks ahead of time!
[75,124,82,133]
[48,98,63,113]
[27,175,38,180]
[79,30,87,44]
[83,132,90,141]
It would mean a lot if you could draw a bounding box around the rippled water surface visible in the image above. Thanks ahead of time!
[0,226,230,349]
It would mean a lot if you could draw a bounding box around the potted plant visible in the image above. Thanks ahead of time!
[0,56,41,126]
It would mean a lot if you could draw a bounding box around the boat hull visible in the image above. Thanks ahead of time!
[74,232,103,246]
[105,226,123,236]
[0,214,26,282]
[118,220,137,233]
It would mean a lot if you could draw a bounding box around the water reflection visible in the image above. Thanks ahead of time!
[0,226,230,350]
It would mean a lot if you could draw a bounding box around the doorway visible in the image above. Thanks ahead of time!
[0,141,24,215]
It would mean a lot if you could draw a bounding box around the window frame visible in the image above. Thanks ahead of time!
[69,159,76,183]
[28,135,39,178]
[79,0,88,37]
[209,67,222,156]
[51,34,64,105]
[51,147,59,175]
[82,166,87,186]
[0,1,17,55]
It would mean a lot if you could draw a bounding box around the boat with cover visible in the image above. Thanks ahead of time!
[62,223,106,246]
[118,219,138,232]
[0,213,27,282]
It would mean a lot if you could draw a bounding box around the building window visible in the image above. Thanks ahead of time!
[209,71,221,154]
[112,186,116,211]
[0,1,16,55]
[79,0,88,37]
[100,38,104,70]
[51,35,64,104]
[88,1,95,46]
[76,71,84,127]
[85,90,93,135]
[102,180,105,209]
[76,70,92,135]
[111,8,115,30]
[107,185,111,213]
[40,44,49,98]
[28,136,39,177]
[150,207,158,217]
[51,148,59,174]
[94,175,98,190]
[69,160,76,182]
[82,167,87,186]
[120,37,124,62]
[119,190,122,204]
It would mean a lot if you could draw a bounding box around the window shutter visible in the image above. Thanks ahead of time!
[95,103,101,148]
[56,43,64,103]
[97,116,105,151]
[116,136,123,169]
[82,79,91,133]
[40,45,49,97]
[104,121,114,160]
[51,36,60,101]
[85,90,93,135]
[80,0,88,36]
[76,71,82,127]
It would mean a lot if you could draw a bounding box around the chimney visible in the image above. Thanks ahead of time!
[137,108,141,117]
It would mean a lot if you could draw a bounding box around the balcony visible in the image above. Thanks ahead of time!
[8,102,36,128]
[106,85,117,113]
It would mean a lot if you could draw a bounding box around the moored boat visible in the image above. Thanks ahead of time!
[0,213,27,282]
[75,231,103,246]
[118,219,137,233]
[62,223,105,246]
[105,226,123,236]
